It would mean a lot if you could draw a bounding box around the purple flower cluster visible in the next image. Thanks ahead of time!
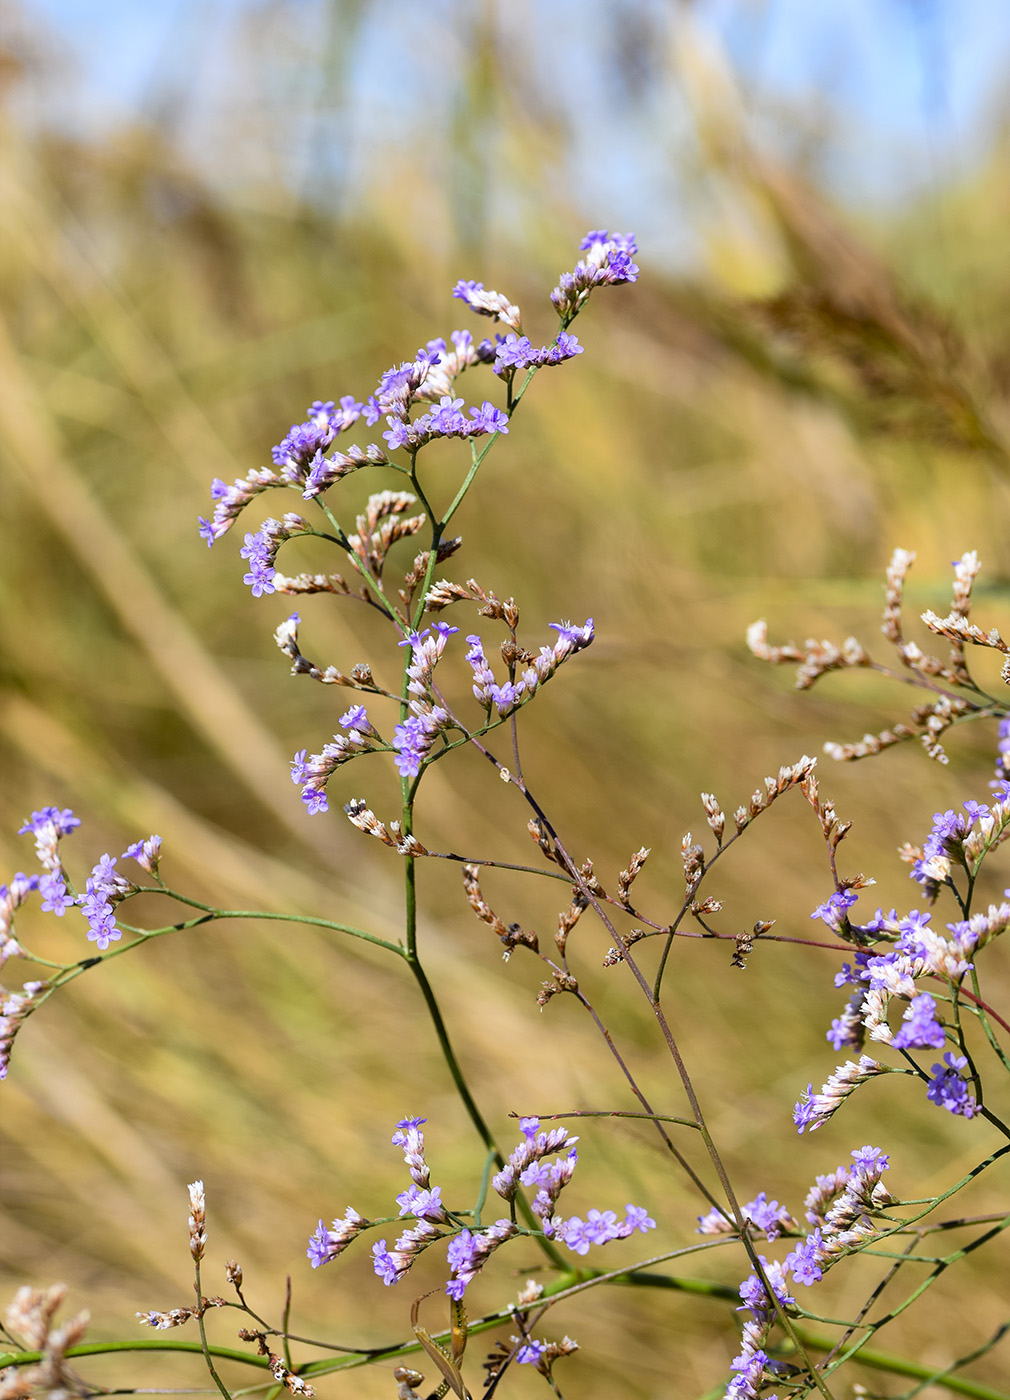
[793,1056,884,1133]
[307,1207,369,1269]
[465,635,524,715]
[467,620,595,717]
[382,394,509,453]
[450,281,523,331]
[444,1219,519,1300]
[237,515,308,597]
[725,1148,893,1399]
[290,705,379,815]
[911,800,991,894]
[696,1192,797,1241]
[78,854,133,951]
[558,1205,655,1255]
[12,808,160,955]
[307,1114,655,1303]
[390,624,459,778]
[810,888,858,932]
[492,331,583,375]
[891,992,946,1050]
[926,1052,978,1117]
[550,231,640,320]
[18,807,80,872]
[273,397,366,473]
[200,232,638,567]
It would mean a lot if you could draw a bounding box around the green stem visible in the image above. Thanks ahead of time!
[195,1261,235,1400]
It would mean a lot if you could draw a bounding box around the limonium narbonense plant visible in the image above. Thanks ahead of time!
[4,237,1010,1400]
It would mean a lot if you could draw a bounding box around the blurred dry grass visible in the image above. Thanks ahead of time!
[4,3,1010,1396]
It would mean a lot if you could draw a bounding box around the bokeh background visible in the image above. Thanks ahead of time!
[4,1,1010,1395]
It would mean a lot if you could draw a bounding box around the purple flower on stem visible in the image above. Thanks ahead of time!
[891,993,946,1050]
[371,1240,404,1286]
[122,835,162,874]
[19,808,80,839]
[395,1185,446,1222]
[467,401,509,435]
[558,1203,655,1254]
[307,1220,333,1269]
[308,1207,368,1268]
[810,889,858,931]
[926,1052,978,1118]
[38,872,74,917]
[785,1230,824,1286]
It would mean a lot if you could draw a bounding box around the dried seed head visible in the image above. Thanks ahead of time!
[681,833,704,887]
[344,800,395,846]
[921,609,1009,655]
[602,929,649,965]
[536,971,578,1007]
[882,548,916,642]
[6,1284,68,1350]
[732,931,754,969]
[616,847,650,905]
[400,537,462,606]
[700,793,725,844]
[528,819,563,865]
[225,1260,243,1288]
[462,865,538,957]
[748,622,870,690]
[556,890,589,954]
[424,578,474,611]
[187,1180,206,1262]
[137,1306,198,1330]
[386,821,429,857]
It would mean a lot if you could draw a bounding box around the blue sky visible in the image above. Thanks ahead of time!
[18,0,1010,265]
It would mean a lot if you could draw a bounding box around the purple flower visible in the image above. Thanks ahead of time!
[395,1185,446,1222]
[38,872,74,917]
[493,333,537,372]
[926,1052,978,1118]
[849,1144,889,1177]
[239,527,277,598]
[83,905,120,951]
[515,1340,546,1365]
[550,232,640,319]
[429,395,468,436]
[810,889,857,930]
[122,835,162,873]
[307,1220,333,1268]
[18,808,80,838]
[620,1204,656,1235]
[548,618,594,651]
[784,1231,824,1286]
[891,993,946,1050]
[371,1240,402,1286]
[467,401,509,435]
[339,706,372,734]
[793,1087,817,1133]
[392,1115,427,1138]
[738,1257,793,1313]
[489,680,525,714]
[301,787,329,816]
[445,1229,479,1274]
